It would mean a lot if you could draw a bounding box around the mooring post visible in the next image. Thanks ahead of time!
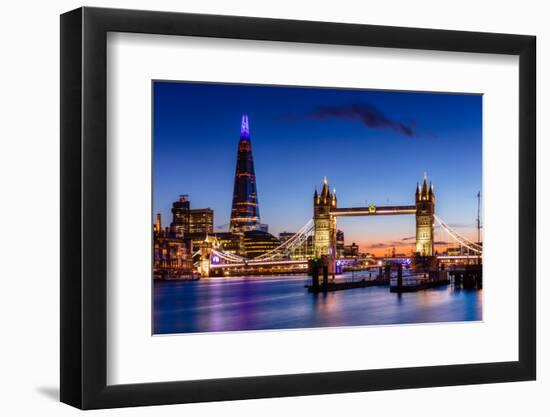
[397,263,403,288]
[312,267,319,290]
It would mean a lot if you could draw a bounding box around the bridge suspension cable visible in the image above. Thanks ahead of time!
[207,219,314,264]
[434,215,482,254]
[254,219,314,261]
[203,215,482,265]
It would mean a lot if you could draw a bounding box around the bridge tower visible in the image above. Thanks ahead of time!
[313,177,337,258]
[199,237,214,277]
[415,175,435,256]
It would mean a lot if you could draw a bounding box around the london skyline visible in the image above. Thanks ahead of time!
[153,81,482,255]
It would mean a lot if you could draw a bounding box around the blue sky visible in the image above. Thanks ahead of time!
[153,81,482,253]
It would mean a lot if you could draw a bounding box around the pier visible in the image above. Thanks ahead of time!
[450,264,483,289]
[307,257,480,295]
[390,271,450,293]
[307,276,389,293]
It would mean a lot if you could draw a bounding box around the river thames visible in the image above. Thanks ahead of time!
[153,273,482,334]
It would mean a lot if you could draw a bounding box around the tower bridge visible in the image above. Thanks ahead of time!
[313,175,435,261]
[196,175,481,277]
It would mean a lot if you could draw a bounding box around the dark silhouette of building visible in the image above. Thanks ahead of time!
[336,229,345,258]
[230,114,261,233]
[279,232,295,242]
[343,242,359,258]
[168,195,214,237]
[169,195,190,237]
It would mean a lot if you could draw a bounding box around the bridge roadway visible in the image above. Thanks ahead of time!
[209,254,481,269]
[331,205,416,217]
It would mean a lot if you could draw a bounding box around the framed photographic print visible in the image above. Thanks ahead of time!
[60,7,536,409]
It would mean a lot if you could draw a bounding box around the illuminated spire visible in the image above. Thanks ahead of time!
[421,174,428,199]
[321,177,329,198]
[240,114,250,140]
[429,182,435,202]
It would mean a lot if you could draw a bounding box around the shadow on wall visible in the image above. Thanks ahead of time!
[35,386,59,401]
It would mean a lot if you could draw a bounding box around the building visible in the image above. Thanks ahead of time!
[295,235,314,260]
[415,175,435,256]
[445,244,481,257]
[169,195,190,237]
[189,208,213,234]
[279,232,295,243]
[278,232,314,260]
[186,231,242,255]
[343,242,359,258]
[167,195,213,238]
[213,232,243,255]
[153,213,194,279]
[243,230,280,259]
[313,177,337,257]
[336,229,345,258]
[229,114,262,233]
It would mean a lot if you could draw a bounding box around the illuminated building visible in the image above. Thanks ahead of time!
[155,196,214,278]
[279,232,313,259]
[415,175,435,256]
[230,114,262,233]
[313,177,337,257]
[336,230,345,258]
[169,195,190,237]
[168,195,213,238]
[446,246,462,256]
[445,244,481,257]
[189,208,214,234]
[153,213,193,279]
[213,232,242,255]
[243,230,280,259]
[187,233,208,253]
[187,232,242,255]
[303,236,314,259]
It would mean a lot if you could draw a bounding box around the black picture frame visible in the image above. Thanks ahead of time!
[60,6,536,410]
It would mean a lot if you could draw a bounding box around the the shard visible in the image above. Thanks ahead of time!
[229,114,261,233]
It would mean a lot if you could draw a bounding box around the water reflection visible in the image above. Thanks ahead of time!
[153,274,482,334]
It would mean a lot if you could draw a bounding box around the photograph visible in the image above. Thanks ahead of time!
[52,3,540,412]
[152,81,483,335]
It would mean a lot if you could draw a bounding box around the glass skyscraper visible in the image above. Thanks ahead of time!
[229,114,261,233]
